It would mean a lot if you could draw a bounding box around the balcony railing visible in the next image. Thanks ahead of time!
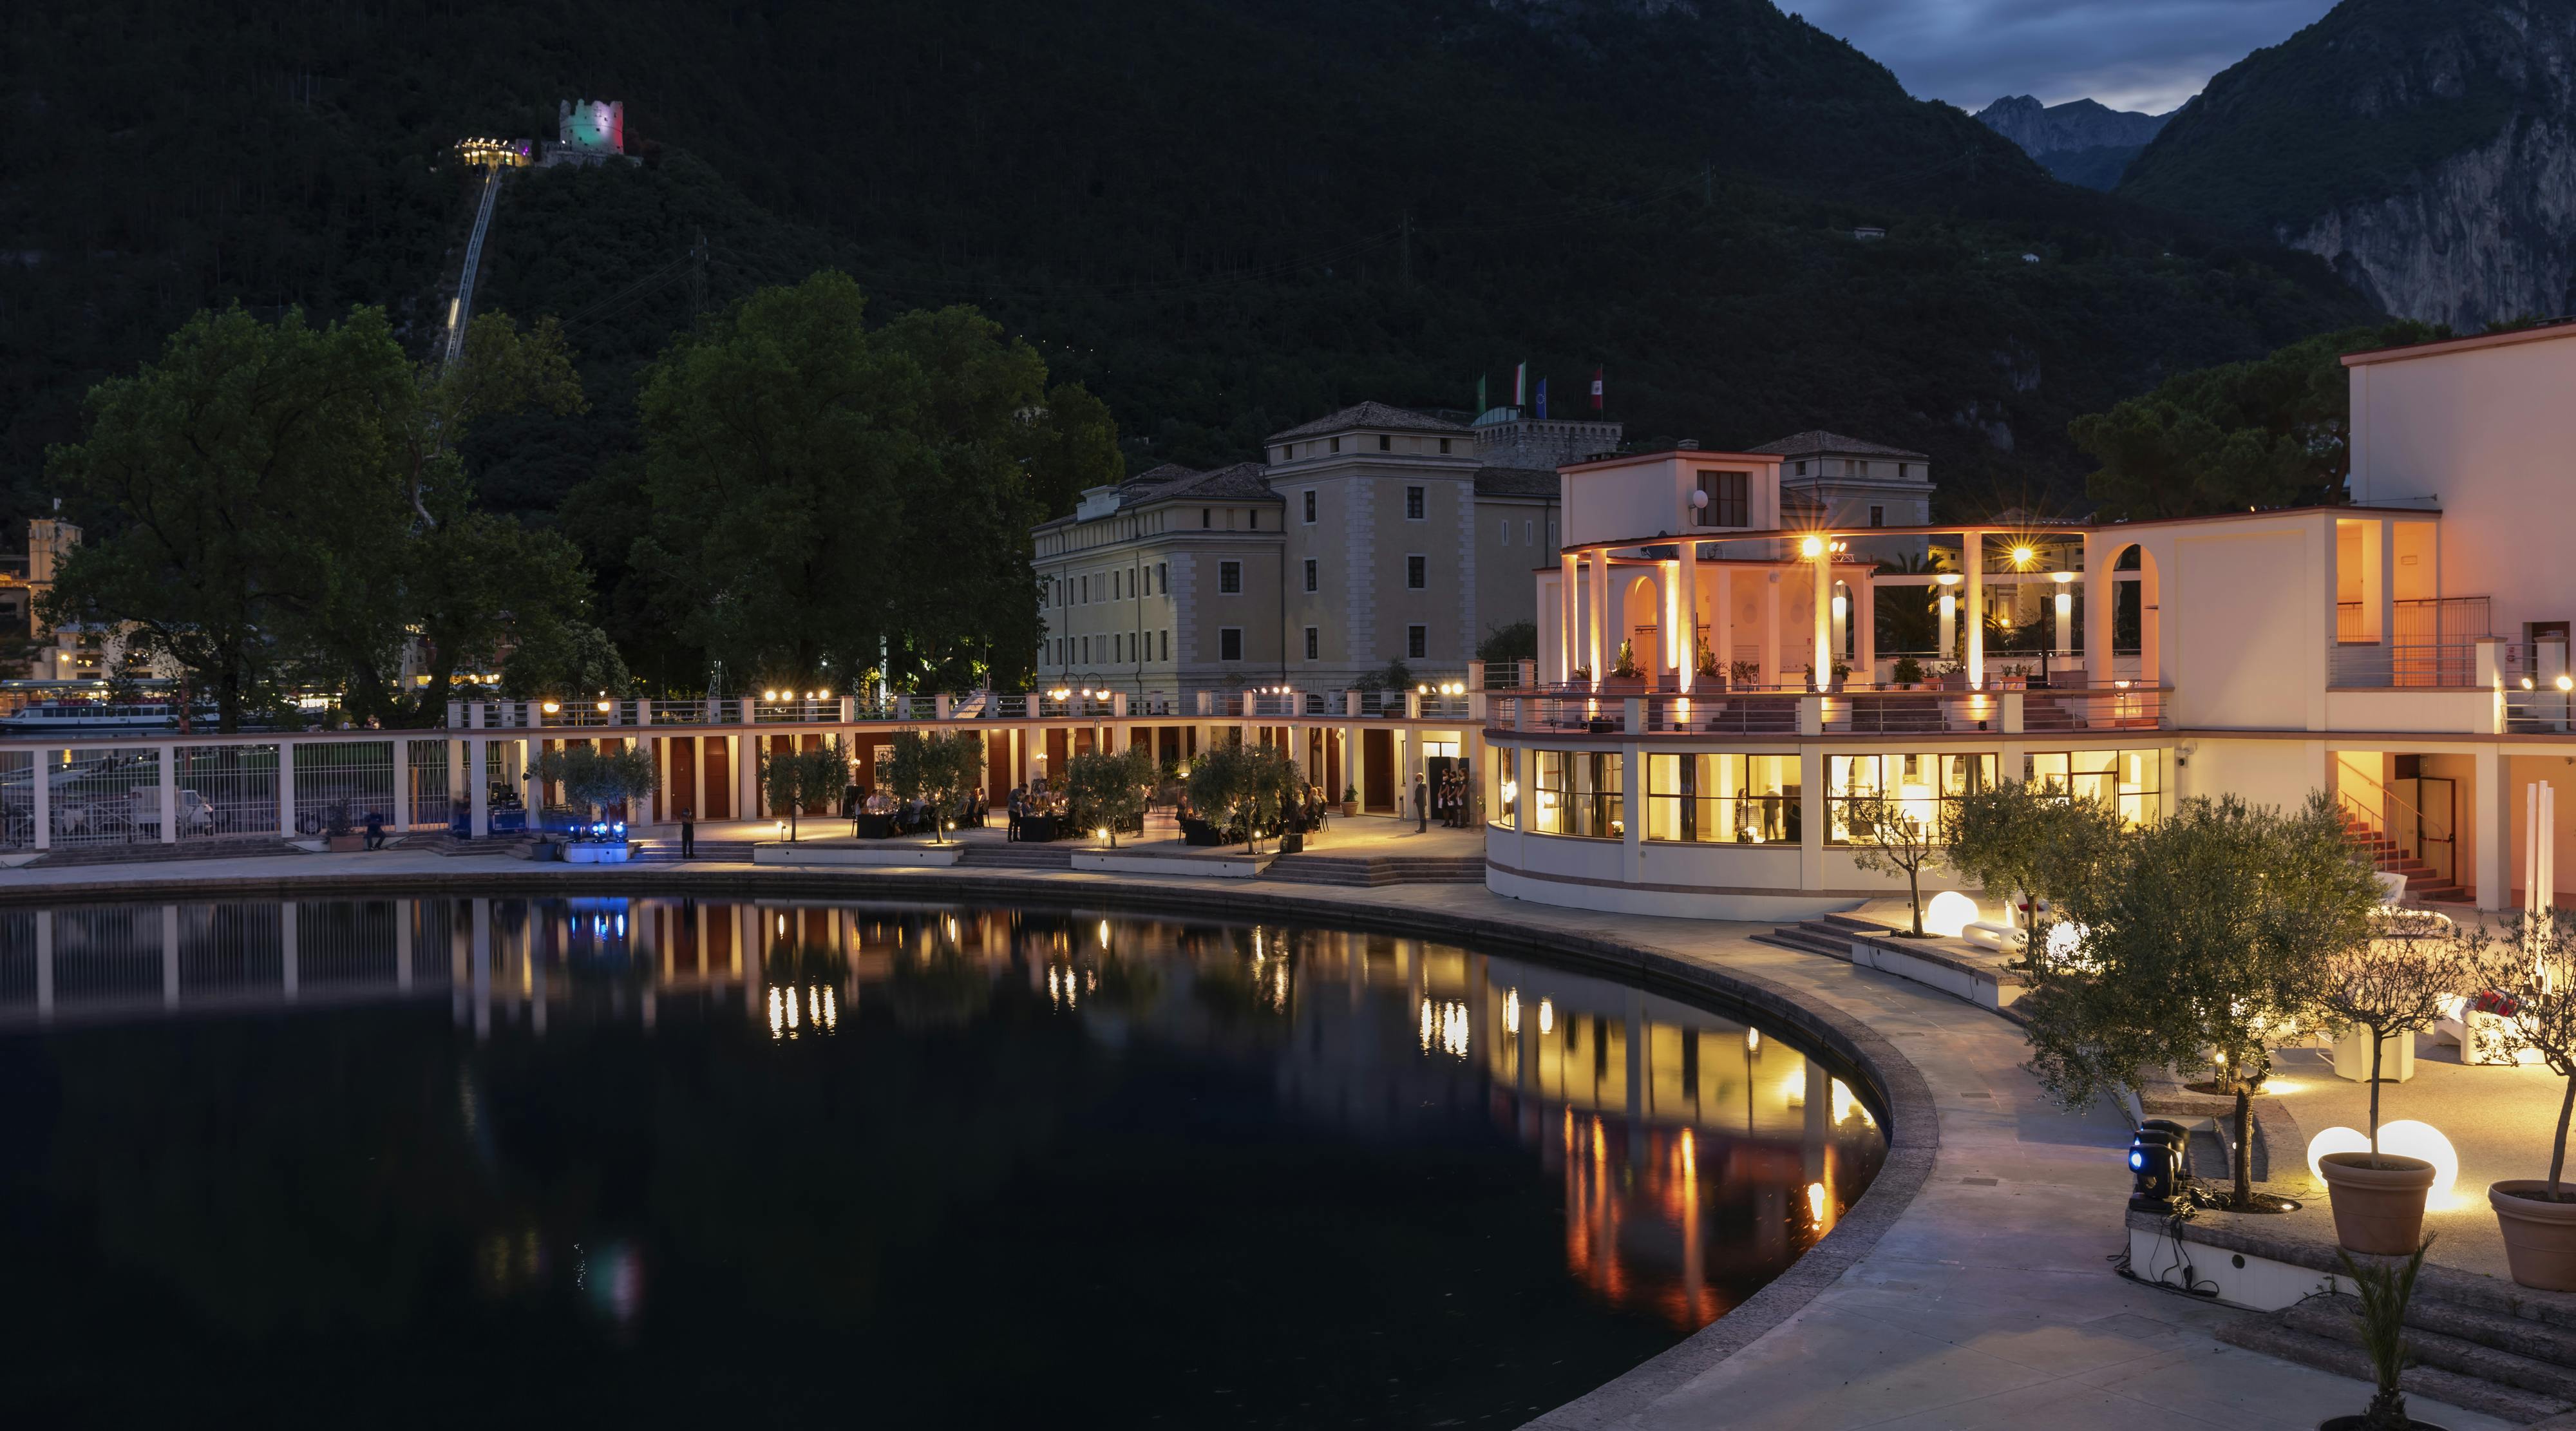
[1488,684,2168,737]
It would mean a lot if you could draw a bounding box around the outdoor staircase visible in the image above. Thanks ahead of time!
[2341,812,2472,904]
[395,832,552,858]
[2221,1290,2576,1425]
[2020,690,2078,731]
[630,839,757,863]
[1750,911,1889,959]
[1262,852,1486,887]
[957,842,1075,871]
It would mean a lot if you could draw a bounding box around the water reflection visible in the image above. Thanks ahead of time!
[0,895,1886,1425]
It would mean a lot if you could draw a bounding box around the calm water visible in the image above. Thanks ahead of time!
[0,895,1885,1428]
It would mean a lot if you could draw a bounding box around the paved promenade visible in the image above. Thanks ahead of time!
[0,850,2513,1430]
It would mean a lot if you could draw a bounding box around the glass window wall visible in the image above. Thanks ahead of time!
[1643,753,1800,844]
[1533,750,1623,839]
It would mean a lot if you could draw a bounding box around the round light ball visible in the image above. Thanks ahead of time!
[2309,1120,2459,1208]
[1924,890,1980,939]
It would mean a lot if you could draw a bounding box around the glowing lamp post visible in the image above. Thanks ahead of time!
[2051,571,2075,657]
[1935,573,1962,661]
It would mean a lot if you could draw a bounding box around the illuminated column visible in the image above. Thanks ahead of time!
[1714,566,1734,688]
[1559,554,1578,683]
[1965,530,1985,689]
[1577,551,1597,679]
[1678,538,1700,692]
[1763,571,1781,688]
[2082,533,2110,685]
[1937,576,1958,662]
[1808,538,1832,689]
[2052,572,2075,656]
[1857,574,1877,682]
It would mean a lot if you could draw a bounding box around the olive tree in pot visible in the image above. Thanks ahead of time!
[2476,911,2576,1289]
[1839,788,1944,936]
[2023,793,2379,1211]
[534,745,659,840]
[2313,911,2483,1255]
[887,730,981,844]
[1066,745,1153,848]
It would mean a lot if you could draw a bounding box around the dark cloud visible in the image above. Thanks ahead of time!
[1790,0,2338,114]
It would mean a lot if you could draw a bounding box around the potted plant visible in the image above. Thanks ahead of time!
[2477,911,2576,1289]
[323,799,364,853]
[2313,910,2478,1254]
[1997,661,2031,690]
[1694,640,1721,688]
[2324,1238,2436,1431]
[1599,640,1647,693]
[1342,784,1359,819]
[1728,659,1761,689]
[1891,656,1926,689]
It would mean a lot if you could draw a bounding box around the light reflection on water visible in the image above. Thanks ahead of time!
[0,895,1886,1427]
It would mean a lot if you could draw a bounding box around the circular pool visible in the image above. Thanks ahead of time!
[0,893,1888,1427]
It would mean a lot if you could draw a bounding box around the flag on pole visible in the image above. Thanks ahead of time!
[1477,374,1486,413]
[1536,377,1549,420]
[1591,366,1605,412]
[1513,362,1526,406]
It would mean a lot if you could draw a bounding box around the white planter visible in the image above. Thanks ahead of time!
[751,842,963,867]
[564,842,633,864]
[2331,1025,2414,1083]
[1072,848,1272,879]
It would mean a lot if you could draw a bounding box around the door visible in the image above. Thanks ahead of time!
[667,737,697,822]
[2414,775,2458,886]
[700,738,730,820]
[1363,730,1395,812]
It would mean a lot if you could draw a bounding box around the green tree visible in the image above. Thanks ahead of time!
[1021,382,1124,519]
[2074,321,2443,519]
[1839,791,1946,936]
[1477,620,1537,667]
[532,744,658,829]
[1944,779,2123,962]
[2022,792,2382,1208]
[761,735,851,841]
[500,621,633,703]
[886,729,985,843]
[1066,744,1155,847]
[1187,743,1301,854]
[43,306,413,732]
[634,272,1048,697]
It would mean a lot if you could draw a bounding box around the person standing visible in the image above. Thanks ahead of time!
[1412,772,1428,832]
[679,806,696,860]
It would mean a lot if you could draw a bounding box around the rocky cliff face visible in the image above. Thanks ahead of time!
[2119,0,2576,328]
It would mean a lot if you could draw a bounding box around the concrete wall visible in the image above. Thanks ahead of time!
[2166,524,2325,729]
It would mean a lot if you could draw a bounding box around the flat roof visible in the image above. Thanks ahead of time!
[2342,321,2576,367]
[1554,502,2441,556]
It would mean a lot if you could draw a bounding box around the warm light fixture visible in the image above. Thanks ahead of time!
[2010,544,2034,567]
[1924,890,1979,939]
[1935,573,1962,587]
[2051,571,2076,585]
[1799,535,1824,559]
[2309,1121,2461,1208]
[596,699,611,712]
[2558,675,2573,694]
[542,700,560,714]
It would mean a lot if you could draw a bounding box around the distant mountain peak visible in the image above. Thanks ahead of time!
[1974,94,2174,190]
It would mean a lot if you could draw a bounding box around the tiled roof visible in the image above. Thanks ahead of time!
[1474,466,1559,498]
[1119,462,1199,494]
[1267,401,1472,442]
[1139,461,1276,502]
[1747,430,1929,461]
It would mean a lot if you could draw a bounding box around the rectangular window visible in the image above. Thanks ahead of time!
[1526,519,1535,546]
[1219,627,1243,662]
[1081,636,1091,663]
[1160,630,1170,661]
[1407,624,1427,659]
[1643,753,1801,844]
[1405,486,1425,520]
[2026,750,2159,826]
[1499,519,1509,545]
[1218,561,1242,594]
[1202,509,1211,529]
[1406,554,1426,589]
[1303,558,1318,592]
[1331,437,1342,453]
[1533,750,1624,839]
[1081,575,1090,603]
[1827,752,1996,844]
[1378,434,1391,451]
[1696,470,1749,527]
[1157,562,1167,593]
[1870,505,1885,527]
[1303,490,1317,524]
[1304,626,1319,660]
[1249,510,1258,530]
[1439,438,1452,454]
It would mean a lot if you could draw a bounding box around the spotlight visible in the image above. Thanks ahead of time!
[2126,1119,2191,1207]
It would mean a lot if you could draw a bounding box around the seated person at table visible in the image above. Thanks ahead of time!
[862,788,894,815]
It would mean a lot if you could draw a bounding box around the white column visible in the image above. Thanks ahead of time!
[2082,533,2110,686]
[468,739,490,838]
[31,748,49,851]
[1811,547,1832,689]
[393,737,412,831]
[1678,538,1700,692]
[1965,529,1985,689]
[1588,554,1610,681]
[278,741,298,837]
[1763,571,1781,688]
[1716,567,1733,687]
[1857,575,1877,681]
[158,743,177,844]
[2052,575,2074,657]
[1559,554,1578,681]
[2480,746,2510,911]
[739,734,760,822]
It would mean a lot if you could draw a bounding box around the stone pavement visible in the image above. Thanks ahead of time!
[0,851,2518,1430]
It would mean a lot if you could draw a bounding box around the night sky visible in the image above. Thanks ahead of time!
[1790,0,2340,115]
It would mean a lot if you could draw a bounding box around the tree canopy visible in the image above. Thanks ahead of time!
[633,272,1061,697]
[2072,321,2443,519]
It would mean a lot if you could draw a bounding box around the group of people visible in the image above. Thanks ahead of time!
[1412,765,1474,831]
[851,787,972,835]
[1005,779,1068,841]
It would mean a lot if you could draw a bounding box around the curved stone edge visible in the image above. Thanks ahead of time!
[0,865,1940,1426]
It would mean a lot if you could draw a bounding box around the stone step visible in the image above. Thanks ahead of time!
[26,837,309,866]
[958,844,1074,869]
[2217,1315,2571,1425]
[1752,928,1849,960]
[630,842,757,862]
[2284,1294,2576,1399]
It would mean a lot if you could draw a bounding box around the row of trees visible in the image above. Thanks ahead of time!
[41,307,616,730]
[41,271,1113,726]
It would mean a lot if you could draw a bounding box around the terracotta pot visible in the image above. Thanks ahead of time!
[2490,1180,2576,1290]
[2318,1152,2435,1255]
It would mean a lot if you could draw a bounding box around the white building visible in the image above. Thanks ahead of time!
[1482,323,2576,920]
